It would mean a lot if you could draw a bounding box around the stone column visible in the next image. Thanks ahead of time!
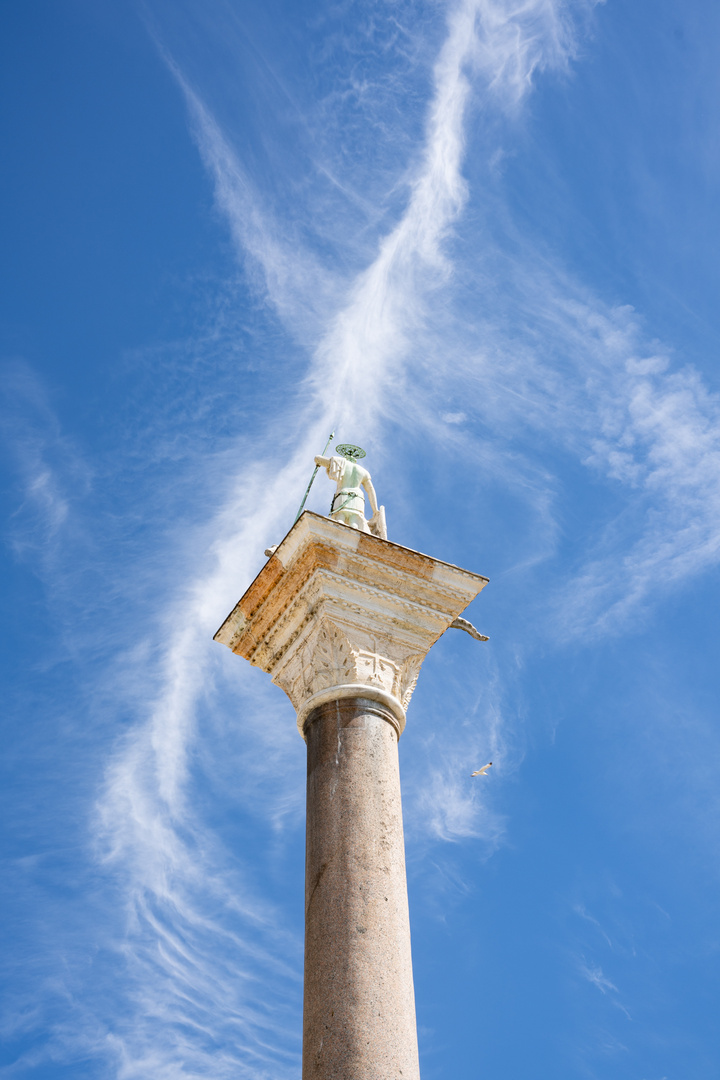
[303,696,417,1078]
[214,512,488,1080]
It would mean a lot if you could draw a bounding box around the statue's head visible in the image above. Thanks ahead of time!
[336,443,366,462]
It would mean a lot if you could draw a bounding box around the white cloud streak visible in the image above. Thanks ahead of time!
[454,278,720,636]
[578,958,632,1019]
[0,361,90,569]
[579,960,618,995]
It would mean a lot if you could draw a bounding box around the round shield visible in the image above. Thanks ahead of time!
[335,443,366,460]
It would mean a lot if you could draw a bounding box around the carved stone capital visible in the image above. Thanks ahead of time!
[214,512,488,738]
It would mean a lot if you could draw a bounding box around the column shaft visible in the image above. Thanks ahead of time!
[302,698,420,1080]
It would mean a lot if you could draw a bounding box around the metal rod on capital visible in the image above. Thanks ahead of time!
[294,431,334,523]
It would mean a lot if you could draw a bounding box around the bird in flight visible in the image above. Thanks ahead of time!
[471,763,492,777]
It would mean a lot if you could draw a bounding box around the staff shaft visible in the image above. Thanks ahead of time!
[295,432,334,523]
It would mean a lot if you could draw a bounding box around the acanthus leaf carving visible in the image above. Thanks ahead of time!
[398,654,424,708]
[305,619,357,695]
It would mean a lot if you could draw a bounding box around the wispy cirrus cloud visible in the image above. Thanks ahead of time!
[167,0,587,433]
[0,361,90,569]
[451,269,720,637]
[579,959,619,995]
[578,958,632,1019]
[573,904,613,948]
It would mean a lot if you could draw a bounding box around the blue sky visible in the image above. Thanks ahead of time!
[2,0,720,1077]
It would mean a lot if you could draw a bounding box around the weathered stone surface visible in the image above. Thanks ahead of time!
[303,697,419,1080]
[214,512,489,736]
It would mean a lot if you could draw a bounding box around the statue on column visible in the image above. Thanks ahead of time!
[315,444,387,539]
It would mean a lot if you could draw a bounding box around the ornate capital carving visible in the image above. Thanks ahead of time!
[214,513,488,738]
[271,616,427,735]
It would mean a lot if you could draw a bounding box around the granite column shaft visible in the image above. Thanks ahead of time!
[302,697,420,1080]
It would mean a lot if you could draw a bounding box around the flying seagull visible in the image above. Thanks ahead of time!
[471,763,492,777]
